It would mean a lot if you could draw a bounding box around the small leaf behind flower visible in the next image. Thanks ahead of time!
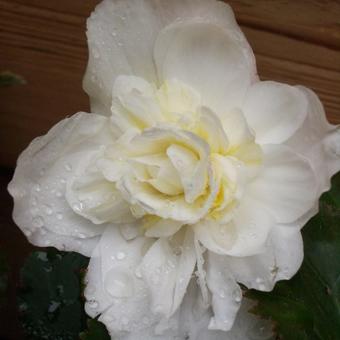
[0,71,26,87]
[18,248,89,339]
[80,318,111,340]
[0,251,9,307]
[247,172,340,340]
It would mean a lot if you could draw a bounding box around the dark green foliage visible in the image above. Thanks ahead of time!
[80,319,111,340]
[0,71,26,87]
[247,173,340,340]
[18,248,89,339]
[0,252,8,307]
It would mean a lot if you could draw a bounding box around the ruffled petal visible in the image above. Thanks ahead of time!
[223,225,303,292]
[154,20,256,115]
[8,112,114,255]
[65,151,135,225]
[194,196,274,257]
[242,81,308,144]
[111,75,164,133]
[247,144,318,224]
[285,86,340,195]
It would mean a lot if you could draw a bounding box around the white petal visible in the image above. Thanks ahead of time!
[85,226,158,337]
[154,20,256,115]
[247,144,318,224]
[111,75,164,133]
[286,86,340,195]
[223,225,303,292]
[206,252,242,331]
[117,128,217,223]
[84,0,252,116]
[8,112,114,255]
[221,109,254,148]
[194,196,274,257]
[243,81,308,144]
[83,0,161,116]
[144,217,183,238]
[66,154,135,225]
[193,220,237,256]
[139,229,196,318]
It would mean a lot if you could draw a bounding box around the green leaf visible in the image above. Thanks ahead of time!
[0,71,26,87]
[18,248,89,340]
[0,251,9,307]
[80,319,111,340]
[247,172,340,340]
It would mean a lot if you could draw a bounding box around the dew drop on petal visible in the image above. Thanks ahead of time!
[32,216,44,228]
[88,300,99,309]
[56,213,63,220]
[104,269,134,298]
[55,191,63,198]
[64,163,72,172]
[116,251,126,260]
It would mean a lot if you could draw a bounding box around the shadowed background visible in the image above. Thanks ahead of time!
[0,0,339,338]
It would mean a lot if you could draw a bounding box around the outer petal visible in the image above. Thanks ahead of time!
[246,144,318,224]
[139,229,196,319]
[242,81,308,144]
[206,252,242,331]
[223,225,303,292]
[286,86,340,195]
[84,0,250,116]
[177,283,274,340]
[84,226,159,338]
[8,112,114,255]
[154,20,256,115]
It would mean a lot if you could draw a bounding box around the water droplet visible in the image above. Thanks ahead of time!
[56,212,63,220]
[111,31,117,37]
[64,163,72,172]
[87,300,99,309]
[48,301,61,313]
[35,184,41,192]
[93,49,100,59]
[86,285,95,295]
[102,314,114,323]
[104,269,134,298]
[55,191,63,198]
[116,251,126,260]
[219,289,226,298]
[247,319,274,340]
[31,197,37,206]
[154,305,163,313]
[72,202,84,212]
[32,216,44,228]
[232,289,242,303]
[134,267,142,278]
[44,205,53,215]
[40,227,47,235]
[121,316,129,326]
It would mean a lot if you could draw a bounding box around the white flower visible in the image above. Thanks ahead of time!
[8,0,340,339]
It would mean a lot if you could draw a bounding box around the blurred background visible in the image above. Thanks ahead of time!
[0,0,339,338]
